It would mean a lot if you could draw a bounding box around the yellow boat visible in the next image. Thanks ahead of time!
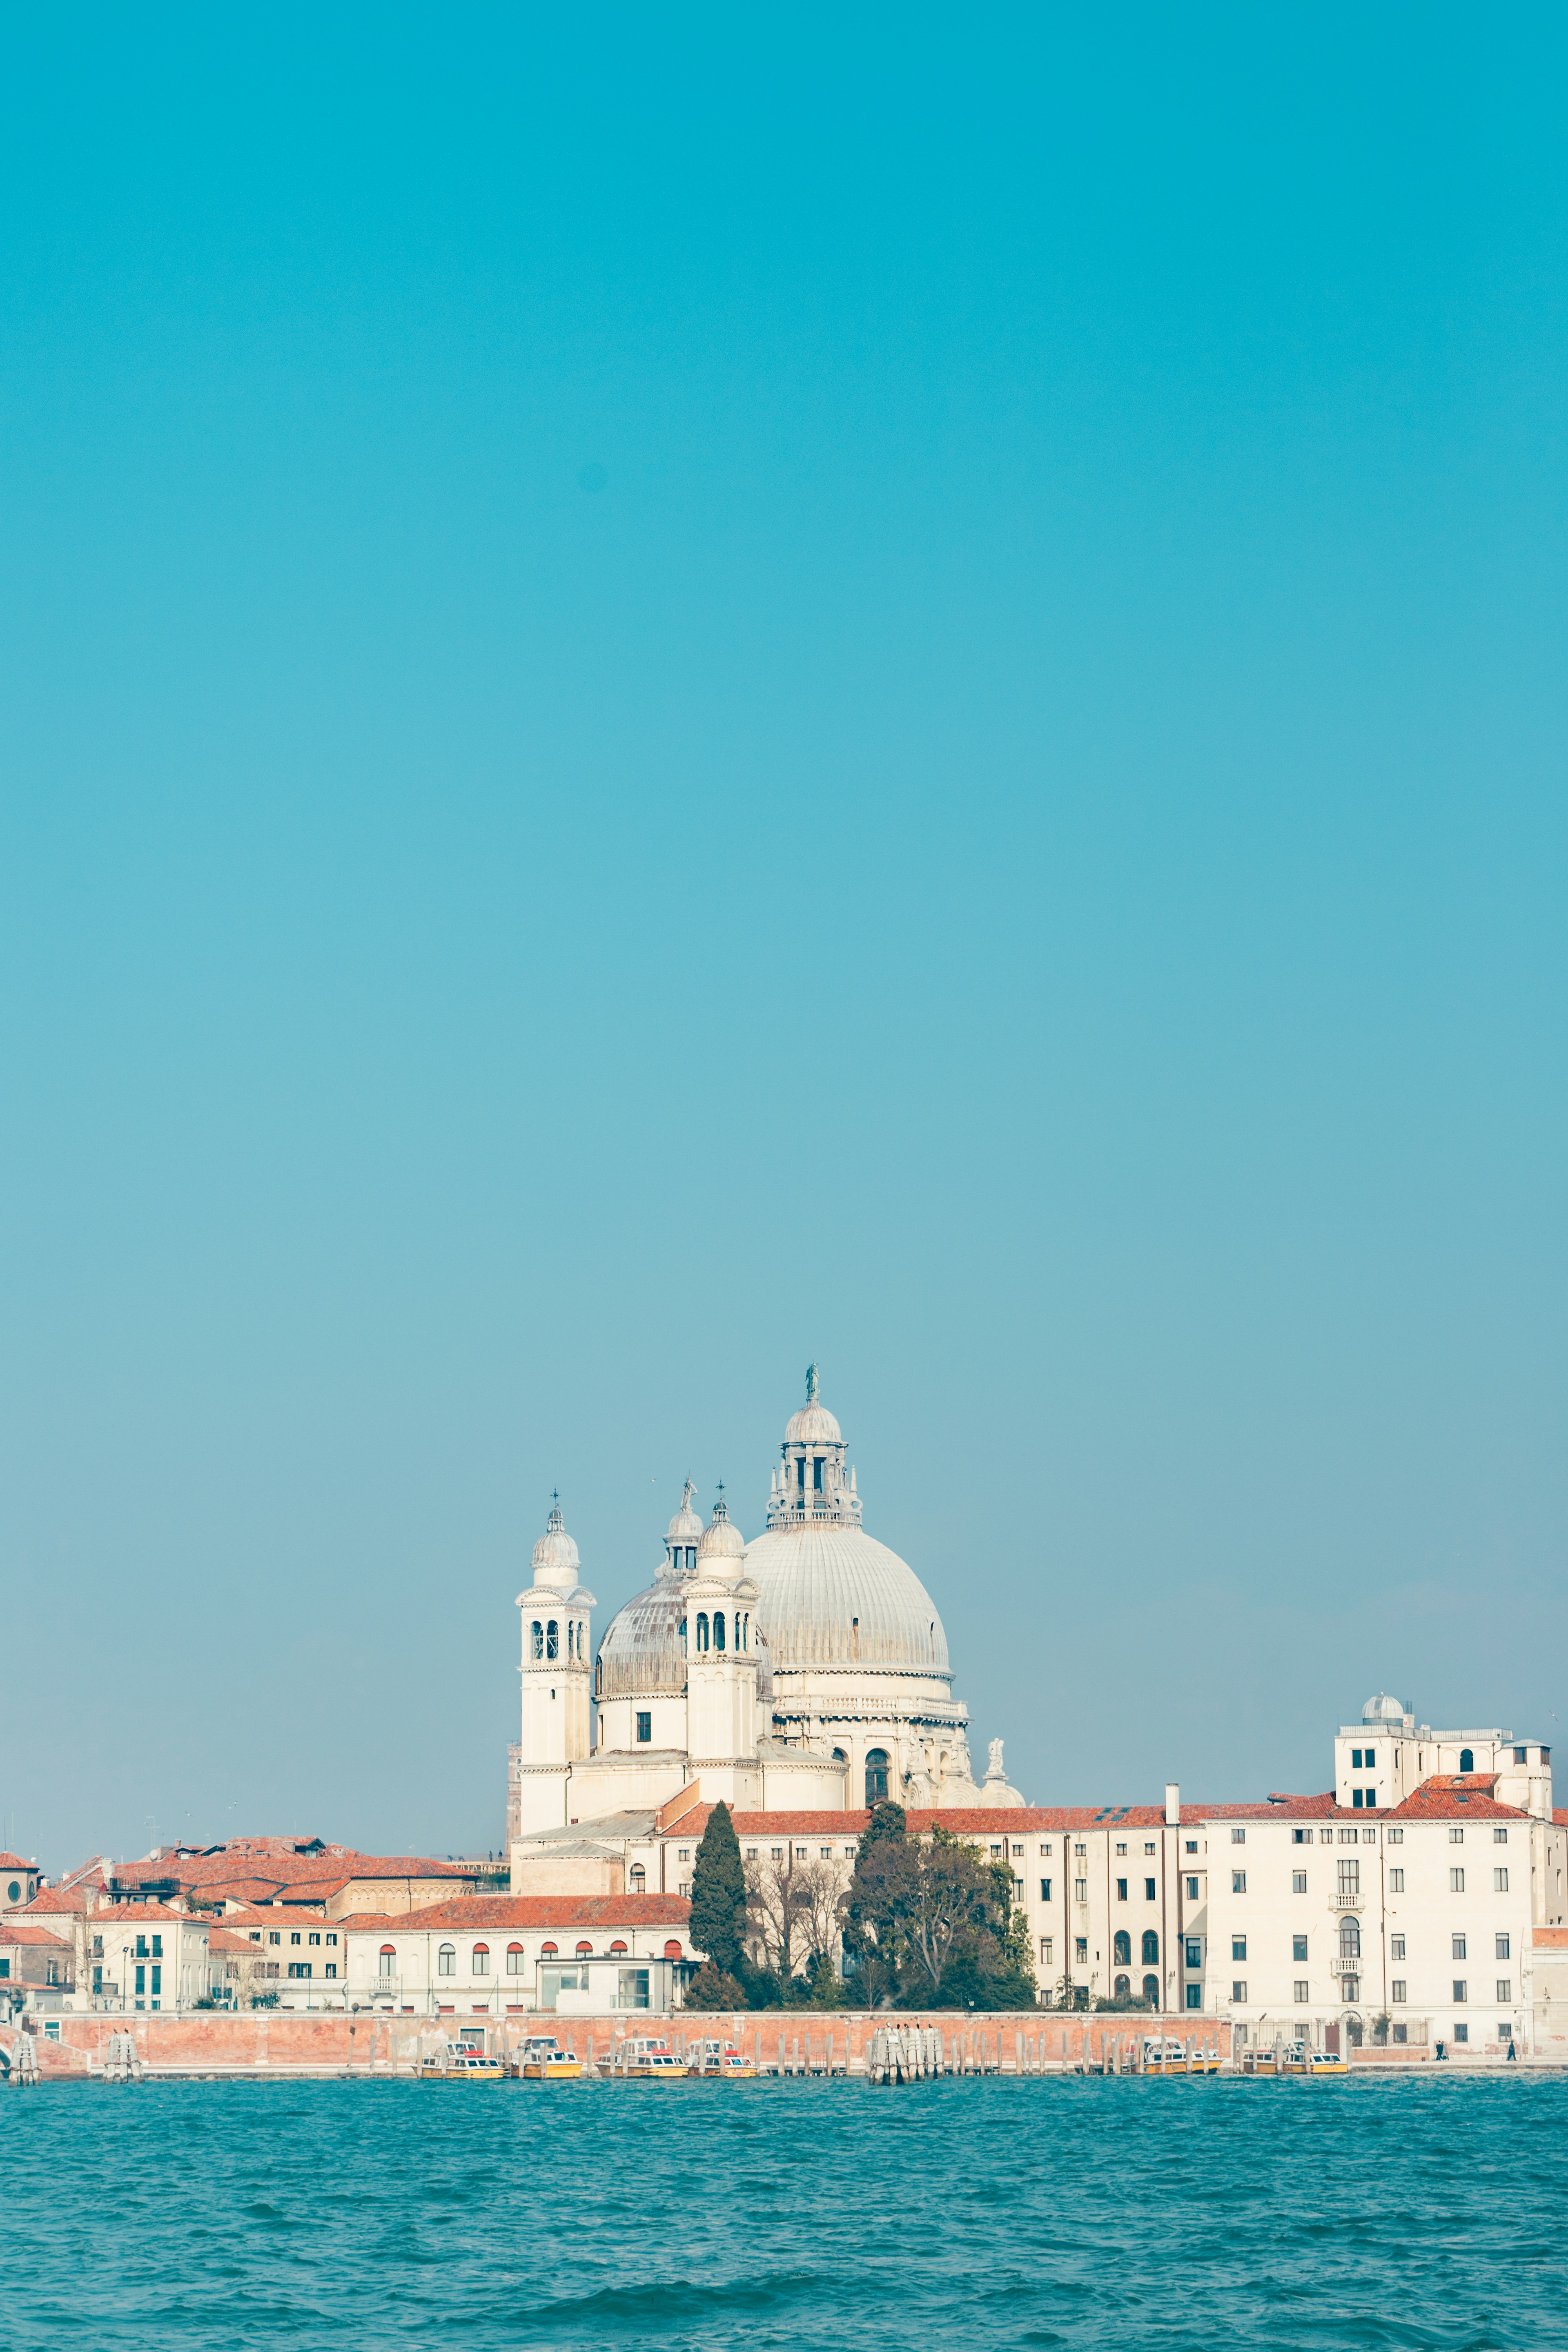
[1141,2036,1222,2075]
[616,2036,687,2082]
[517,2035,582,2081]
[1307,2049,1348,2076]
[418,2039,505,2081]
[686,2037,759,2080]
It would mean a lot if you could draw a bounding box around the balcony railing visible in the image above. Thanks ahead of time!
[1330,1892,1363,1908]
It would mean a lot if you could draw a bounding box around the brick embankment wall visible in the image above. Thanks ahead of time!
[7,2011,1232,2078]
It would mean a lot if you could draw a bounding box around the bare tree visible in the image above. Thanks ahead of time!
[792,1858,848,1973]
[744,1855,806,1980]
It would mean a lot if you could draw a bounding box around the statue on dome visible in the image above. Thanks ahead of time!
[805,1361,820,1403]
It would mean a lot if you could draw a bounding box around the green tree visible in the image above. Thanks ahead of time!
[688,1800,747,1978]
[843,1802,909,2007]
[683,1960,749,2010]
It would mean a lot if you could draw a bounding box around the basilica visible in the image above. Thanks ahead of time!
[506,1370,1024,1838]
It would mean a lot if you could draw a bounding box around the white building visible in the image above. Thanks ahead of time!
[508,1369,1025,1843]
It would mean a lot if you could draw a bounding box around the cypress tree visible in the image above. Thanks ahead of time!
[688,1800,747,1978]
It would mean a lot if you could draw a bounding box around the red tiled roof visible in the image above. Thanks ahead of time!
[207,1926,264,1956]
[0,1853,36,1871]
[89,1901,208,1926]
[0,1922,69,1947]
[1532,1926,1568,1951]
[336,1895,692,1935]
[1387,1775,1526,1821]
[21,1886,98,1916]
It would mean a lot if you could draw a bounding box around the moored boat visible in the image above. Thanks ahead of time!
[517,2035,582,2081]
[686,2037,759,2079]
[615,2036,686,2082]
[418,2040,505,2082]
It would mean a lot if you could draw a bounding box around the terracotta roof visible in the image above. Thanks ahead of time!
[0,1853,36,1872]
[0,1922,69,1947]
[1386,1775,1526,1821]
[1532,1926,1568,1951]
[207,1926,264,1956]
[91,1901,209,1926]
[21,1886,98,1916]
[336,1895,692,1935]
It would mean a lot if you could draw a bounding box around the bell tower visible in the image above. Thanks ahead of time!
[513,1497,596,1833]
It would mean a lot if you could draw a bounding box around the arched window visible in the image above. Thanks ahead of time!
[379,1944,396,1979]
[832,1747,847,1765]
[629,1864,646,1892]
[540,1942,558,1957]
[609,1940,628,1955]
[1460,1748,1474,1774]
[1141,1931,1159,1967]
[1114,1974,1131,1999]
[1142,1974,1160,2006]
[530,1621,543,1660]
[865,1749,890,1806]
[1113,1931,1131,1967]
[1339,1918,1361,1958]
[741,1613,748,1650]
[713,1610,725,1653]
[664,1940,683,1960]
[546,1620,559,1660]
[575,1940,592,1957]
[472,1944,490,1976]
[696,1613,709,1653]
[438,1944,456,1977]
[506,1943,524,1976]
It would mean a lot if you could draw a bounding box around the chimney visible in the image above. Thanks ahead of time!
[1164,1782,1180,1827]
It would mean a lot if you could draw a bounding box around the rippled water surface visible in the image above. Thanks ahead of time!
[4,2071,1565,2349]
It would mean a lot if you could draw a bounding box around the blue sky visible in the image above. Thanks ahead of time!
[2,7,1565,1867]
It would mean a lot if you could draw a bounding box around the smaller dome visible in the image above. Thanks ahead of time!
[784,1400,842,1447]
[666,1478,704,1545]
[531,1501,580,1582]
[1361,1692,1407,1725]
[697,1494,746,1561]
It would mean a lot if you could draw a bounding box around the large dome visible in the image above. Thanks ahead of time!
[597,1580,687,1700]
[743,1521,950,1675]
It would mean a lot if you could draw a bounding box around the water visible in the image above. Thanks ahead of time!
[4,2071,1565,2350]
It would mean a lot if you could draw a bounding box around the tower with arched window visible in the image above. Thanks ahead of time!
[514,1500,597,1832]
[683,1495,761,1788]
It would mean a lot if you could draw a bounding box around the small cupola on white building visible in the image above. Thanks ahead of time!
[513,1499,597,1826]
[684,1490,761,1775]
[766,1361,861,1529]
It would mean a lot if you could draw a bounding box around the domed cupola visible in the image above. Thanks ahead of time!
[697,1491,747,1566]
[767,1363,861,1530]
[1362,1692,1410,1726]
[516,1496,595,1609]
[661,1479,705,1583]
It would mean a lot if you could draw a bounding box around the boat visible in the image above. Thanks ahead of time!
[686,2038,759,2079]
[1140,2037,1221,2075]
[615,2036,687,2082]
[1307,2049,1348,2076]
[418,2039,505,2081]
[517,2035,582,2081]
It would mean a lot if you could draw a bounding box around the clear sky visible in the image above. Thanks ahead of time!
[3,7,1565,1870]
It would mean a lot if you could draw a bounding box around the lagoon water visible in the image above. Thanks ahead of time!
[4,2071,1565,2350]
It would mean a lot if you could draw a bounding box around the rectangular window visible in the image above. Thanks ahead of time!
[1337,1860,1360,1895]
[291,1932,301,1946]
[1387,1827,1403,1844]
[1185,1940,1201,1969]
[1040,1842,1053,1856]
[1453,1936,1467,1960]
[1145,1879,1156,1902]
[1497,1934,1511,1960]
[150,1966,161,1996]
[1363,1826,1376,1844]
[1453,2022,1469,2042]
[822,1847,833,1860]
[1294,1980,1310,2002]
[1232,1871,1246,1893]
[1186,1876,1199,1900]
[1339,1830,1357,1846]
[1232,1829,1246,1845]
[269,1931,281,1946]
[1449,1828,1464,1845]
[1013,1844,1024,1859]
[1075,1879,1088,1903]
[1293,1828,1308,1845]
[1185,1984,1200,2009]
[1494,1828,1509,1845]
[1114,1842,1126,1857]
[1393,2022,1408,2043]
[1075,1938,1088,1962]
[1292,1871,1307,1894]
[1497,1980,1512,2003]
[1390,1869,1405,1891]
[1353,1790,1363,1809]
[1074,1843,1087,1858]
[1145,1843,1156,1855]
[635,1711,652,1744]
[1292,1935,1307,1962]
[1117,1878,1127,1901]
[327,1934,337,1947]
[1364,1746,1375,1766]
[1515,1748,1528,1764]
[1450,1869,1465,1892]
[151,1936,162,1958]
[1038,1937,1053,1965]
[1340,1978,1359,2003]
[134,1966,145,1994]
[308,1932,320,1947]
[1186,1840,1197,1854]
[1494,1868,1509,1892]
[1232,1981,1247,2002]
[1392,1980,1406,2002]
[1040,1879,1052,1902]
[1232,1937,1247,1962]
[1352,1748,1363,1768]
[325,1964,336,1979]
[1391,1935,1405,1960]
[1453,1980,1466,2002]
